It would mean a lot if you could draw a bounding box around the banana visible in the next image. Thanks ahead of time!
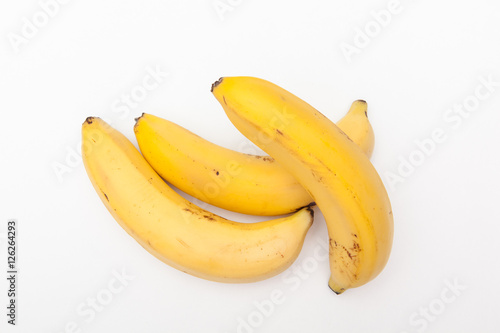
[82,117,314,283]
[134,100,373,216]
[212,77,393,293]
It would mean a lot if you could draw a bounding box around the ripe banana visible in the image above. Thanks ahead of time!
[82,117,314,283]
[134,100,373,216]
[212,77,393,293]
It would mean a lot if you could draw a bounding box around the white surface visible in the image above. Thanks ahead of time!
[1,0,500,332]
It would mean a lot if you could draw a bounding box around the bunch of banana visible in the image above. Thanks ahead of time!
[82,76,393,294]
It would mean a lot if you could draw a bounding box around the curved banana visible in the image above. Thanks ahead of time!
[212,77,393,293]
[82,117,314,283]
[134,100,373,216]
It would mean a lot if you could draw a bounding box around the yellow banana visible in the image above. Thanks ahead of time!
[212,77,393,293]
[134,100,373,216]
[82,117,314,283]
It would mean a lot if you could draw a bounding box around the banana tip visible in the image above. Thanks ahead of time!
[134,113,145,123]
[353,100,368,117]
[328,280,346,295]
[328,285,346,295]
[84,117,96,125]
[133,113,146,132]
[211,77,224,92]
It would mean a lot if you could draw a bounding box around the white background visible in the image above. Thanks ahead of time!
[1,0,500,332]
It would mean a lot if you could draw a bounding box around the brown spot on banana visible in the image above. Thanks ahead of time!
[176,238,191,248]
[203,214,216,221]
[330,238,362,280]
[251,155,274,162]
[100,188,109,202]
